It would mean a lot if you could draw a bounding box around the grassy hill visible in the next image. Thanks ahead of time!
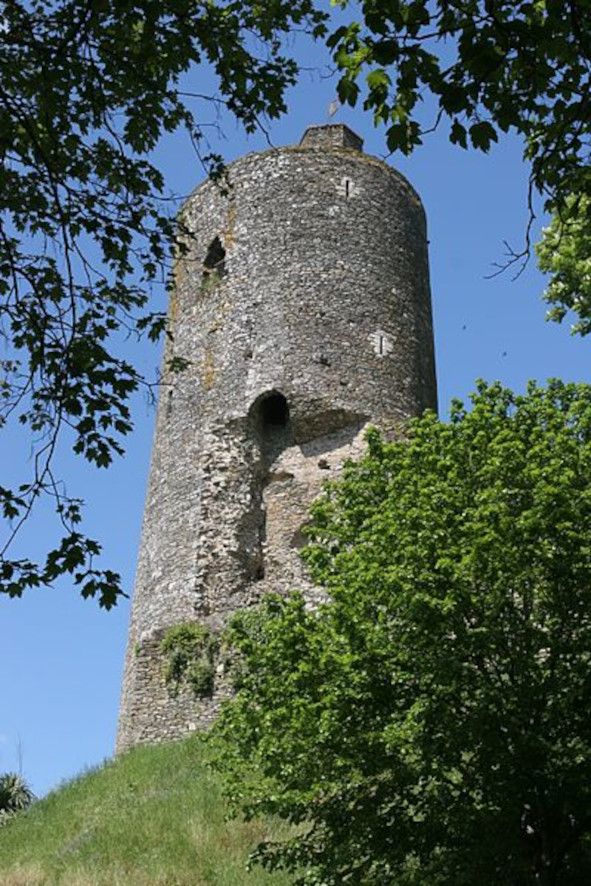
[0,738,294,885]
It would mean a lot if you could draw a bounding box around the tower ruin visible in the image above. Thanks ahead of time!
[117,124,437,752]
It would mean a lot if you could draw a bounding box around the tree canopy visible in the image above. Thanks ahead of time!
[332,1,590,203]
[537,195,591,336]
[210,381,591,885]
[0,0,326,605]
[329,0,591,326]
[1,1,590,604]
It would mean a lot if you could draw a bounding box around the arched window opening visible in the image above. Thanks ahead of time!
[259,391,289,430]
[249,390,292,459]
[249,389,292,488]
[202,236,226,284]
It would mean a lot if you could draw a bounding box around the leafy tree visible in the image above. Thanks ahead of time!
[2,1,590,607]
[0,773,34,826]
[0,0,327,606]
[209,381,591,885]
[330,1,590,204]
[537,195,591,336]
[328,0,591,311]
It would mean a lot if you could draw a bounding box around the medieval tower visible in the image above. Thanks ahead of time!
[117,124,437,752]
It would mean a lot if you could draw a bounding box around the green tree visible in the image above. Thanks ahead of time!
[210,381,591,885]
[2,1,590,606]
[537,195,591,335]
[0,773,34,826]
[0,0,327,605]
[330,1,590,202]
[328,0,591,312]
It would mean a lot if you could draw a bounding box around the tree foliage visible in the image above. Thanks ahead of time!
[210,381,591,885]
[0,773,34,826]
[329,0,591,305]
[330,1,590,202]
[0,0,327,605]
[537,195,591,335]
[2,2,590,607]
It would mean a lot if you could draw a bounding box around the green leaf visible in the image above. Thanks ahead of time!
[366,68,391,91]
[450,120,468,149]
[469,121,498,152]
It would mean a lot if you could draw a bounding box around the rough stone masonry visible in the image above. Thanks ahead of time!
[116,124,438,752]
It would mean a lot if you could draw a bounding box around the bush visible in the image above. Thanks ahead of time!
[0,773,34,826]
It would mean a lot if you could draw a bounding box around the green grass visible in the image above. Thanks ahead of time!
[0,738,294,885]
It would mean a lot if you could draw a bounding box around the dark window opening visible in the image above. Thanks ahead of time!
[254,563,265,581]
[344,178,351,198]
[259,392,289,429]
[249,390,292,463]
[202,236,226,282]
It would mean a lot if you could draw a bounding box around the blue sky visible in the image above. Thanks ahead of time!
[1,20,588,797]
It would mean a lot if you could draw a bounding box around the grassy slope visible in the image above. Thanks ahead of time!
[0,738,294,886]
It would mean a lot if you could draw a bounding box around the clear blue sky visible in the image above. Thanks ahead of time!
[1,21,588,797]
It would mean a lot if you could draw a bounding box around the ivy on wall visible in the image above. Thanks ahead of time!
[160,623,219,698]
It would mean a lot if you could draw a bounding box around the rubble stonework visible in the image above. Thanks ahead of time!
[116,124,438,752]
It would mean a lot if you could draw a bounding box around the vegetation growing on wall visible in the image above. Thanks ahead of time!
[160,623,219,698]
[200,268,225,294]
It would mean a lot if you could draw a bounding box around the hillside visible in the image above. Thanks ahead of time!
[0,738,293,885]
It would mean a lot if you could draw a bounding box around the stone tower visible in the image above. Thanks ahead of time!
[116,124,437,752]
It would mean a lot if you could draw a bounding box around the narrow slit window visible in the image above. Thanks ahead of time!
[202,236,226,282]
[345,179,351,198]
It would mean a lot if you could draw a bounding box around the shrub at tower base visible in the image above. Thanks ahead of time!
[208,380,591,886]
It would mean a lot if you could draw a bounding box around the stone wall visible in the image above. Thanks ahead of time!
[116,124,437,752]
